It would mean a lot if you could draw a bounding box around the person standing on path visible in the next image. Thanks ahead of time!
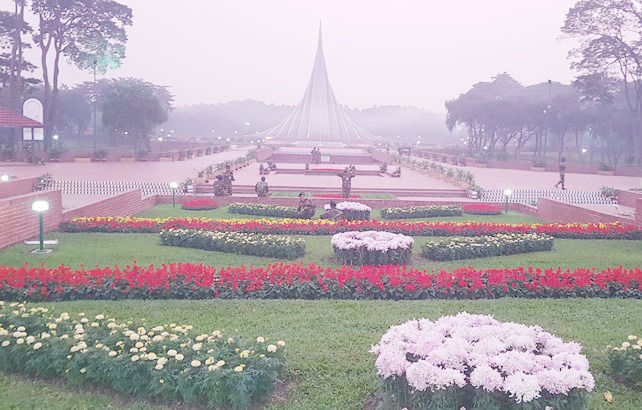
[338,166,356,198]
[223,164,235,195]
[555,157,567,190]
[254,176,269,197]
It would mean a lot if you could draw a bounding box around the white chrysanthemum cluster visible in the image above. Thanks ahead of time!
[370,312,594,404]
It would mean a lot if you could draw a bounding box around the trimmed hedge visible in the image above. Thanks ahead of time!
[421,233,554,261]
[227,203,299,218]
[380,205,463,219]
[159,229,305,259]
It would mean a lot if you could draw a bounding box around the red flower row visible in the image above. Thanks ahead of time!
[463,203,503,215]
[181,199,218,211]
[0,262,640,301]
[60,217,642,239]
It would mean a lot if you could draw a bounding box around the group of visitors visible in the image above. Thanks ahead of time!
[310,147,322,164]
[296,193,342,220]
[212,165,235,196]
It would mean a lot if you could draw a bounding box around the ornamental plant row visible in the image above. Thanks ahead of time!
[0,301,286,409]
[60,217,642,240]
[227,203,299,218]
[463,203,503,215]
[380,204,463,219]
[159,229,305,259]
[181,199,218,211]
[1,262,641,302]
[421,233,554,261]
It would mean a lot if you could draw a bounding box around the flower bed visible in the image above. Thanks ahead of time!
[331,201,371,221]
[421,233,554,261]
[380,205,463,219]
[180,199,218,211]
[331,231,413,266]
[370,313,594,409]
[0,262,642,301]
[463,203,503,215]
[160,229,305,259]
[227,203,299,218]
[0,301,286,409]
[60,218,642,240]
[608,334,642,388]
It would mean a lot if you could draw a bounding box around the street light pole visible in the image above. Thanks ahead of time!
[169,181,178,207]
[503,189,512,214]
[31,200,50,253]
[93,60,97,154]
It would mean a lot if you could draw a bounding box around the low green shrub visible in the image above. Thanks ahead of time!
[160,228,305,259]
[608,334,642,389]
[421,233,554,261]
[380,205,463,219]
[0,301,286,409]
[228,203,299,218]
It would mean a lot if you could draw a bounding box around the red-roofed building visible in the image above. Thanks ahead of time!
[0,106,44,128]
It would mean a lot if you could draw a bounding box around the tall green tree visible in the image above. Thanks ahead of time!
[30,0,132,149]
[562,0,642,164]
[101,78,172,152]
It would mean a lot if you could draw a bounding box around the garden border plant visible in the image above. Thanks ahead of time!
[0,301,286,409]
[160,229,305,259]
[380,204,463,219]
[181,199,218,211]
[1,262,642,301]
[421,232,554,261]
[59,217,642,240]
[228,203,299,218]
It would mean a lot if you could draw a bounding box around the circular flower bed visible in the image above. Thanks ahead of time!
[331,230,412,265]
[370,312,595,409]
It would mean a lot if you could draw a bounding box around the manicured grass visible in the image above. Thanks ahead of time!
[1,299,641,409]
[5,232,642,272]
[2,206,640,408]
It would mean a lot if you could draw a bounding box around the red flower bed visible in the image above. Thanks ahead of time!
[463,203,503,215]
[311,193,362,199]
[60,217,642,240]
[181,199,218,211]
[0,262,640,301]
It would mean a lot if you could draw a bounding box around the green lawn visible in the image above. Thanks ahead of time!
[1,206,641,409]
[0,299,641,410]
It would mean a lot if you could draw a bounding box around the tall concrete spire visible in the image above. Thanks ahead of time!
[261,25,376,142]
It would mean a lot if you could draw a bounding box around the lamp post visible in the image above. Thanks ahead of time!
[31,200,50,253]
[0,174,9,182]
[157,137,163,153]
[503,189,512,214]
[93,60,97,154]
[169,181,178,207]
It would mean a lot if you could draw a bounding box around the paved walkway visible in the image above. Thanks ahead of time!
[2,147,640,218]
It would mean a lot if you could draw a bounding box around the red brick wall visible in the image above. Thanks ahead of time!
[536,198,638,226]
[616,190,642,208]
[0,190,62,250]
[0,177,38,199]
[61,190,157,222]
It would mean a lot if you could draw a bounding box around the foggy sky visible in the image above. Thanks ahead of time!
[36,0,579,113]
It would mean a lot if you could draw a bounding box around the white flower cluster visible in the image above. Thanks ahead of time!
[323,201,372,212]
[331,231,413,252]
[370,312,594,404]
